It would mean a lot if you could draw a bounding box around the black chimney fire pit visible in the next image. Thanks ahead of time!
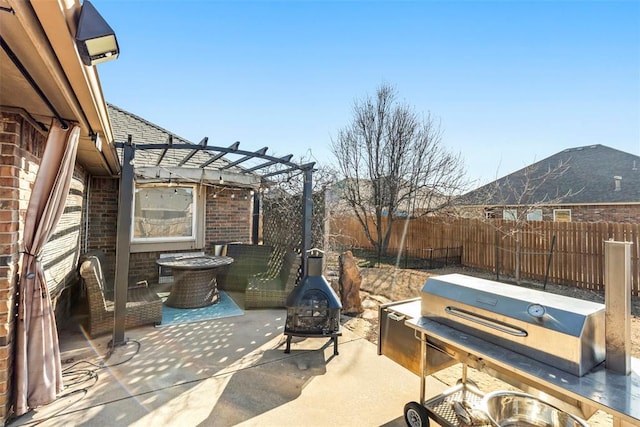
[284,249,342,355]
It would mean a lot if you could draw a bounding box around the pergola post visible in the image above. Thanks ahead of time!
[112,135,135,346]
[302,167,313,276]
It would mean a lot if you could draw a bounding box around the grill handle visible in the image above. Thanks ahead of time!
[445,306,528,337]
[387,312,405,322]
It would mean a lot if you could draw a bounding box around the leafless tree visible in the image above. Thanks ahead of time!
[468,160,581,284]
[330,83,467,258]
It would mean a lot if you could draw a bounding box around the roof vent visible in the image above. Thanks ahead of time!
[613,176,622,191]
[633,160,637,171]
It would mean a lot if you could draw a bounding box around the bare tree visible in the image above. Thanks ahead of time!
[466,160,581,284]
[330,83,466,258]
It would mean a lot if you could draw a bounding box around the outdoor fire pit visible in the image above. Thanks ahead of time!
[284,249,342,355]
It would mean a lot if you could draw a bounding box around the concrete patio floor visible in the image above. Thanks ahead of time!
[8,292,450,427]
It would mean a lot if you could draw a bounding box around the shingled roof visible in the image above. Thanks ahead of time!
[108,103,238,171]
[459,144,640,206]
[107,104,314,190]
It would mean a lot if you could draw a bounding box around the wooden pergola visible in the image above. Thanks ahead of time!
[111,136,316,346]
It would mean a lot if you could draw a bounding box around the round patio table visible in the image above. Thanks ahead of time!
[156,255,234,308]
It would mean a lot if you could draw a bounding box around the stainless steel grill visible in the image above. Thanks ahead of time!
[420,273,605,377]
[379,268,639,427]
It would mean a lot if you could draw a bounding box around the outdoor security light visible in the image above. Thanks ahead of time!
[75,1,119,66]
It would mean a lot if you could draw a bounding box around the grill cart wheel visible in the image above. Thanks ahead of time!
[404,401,430,427]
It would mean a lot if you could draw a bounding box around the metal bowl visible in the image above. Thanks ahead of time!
[481,391,589,427]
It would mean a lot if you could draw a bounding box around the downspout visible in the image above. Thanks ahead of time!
[9,0,91,130]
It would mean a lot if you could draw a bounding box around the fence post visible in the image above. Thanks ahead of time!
[495,229,500,281]
[543,235,556,290]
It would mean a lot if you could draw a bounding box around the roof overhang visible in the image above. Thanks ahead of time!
[0,0,119,176]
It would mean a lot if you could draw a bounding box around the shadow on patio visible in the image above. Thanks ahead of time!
[8,293,439,427]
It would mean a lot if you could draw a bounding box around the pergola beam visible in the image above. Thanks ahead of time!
[245,154,293,173]
[220,147,268,170]
[200,141,240,168]
[261,162,315,179]
[178,137,208,166]
[155,134,172,166]
[135,166,261,186]
[131,143,303,171]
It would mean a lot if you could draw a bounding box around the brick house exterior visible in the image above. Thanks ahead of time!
[457,145,640,223]
[103,104,256,285]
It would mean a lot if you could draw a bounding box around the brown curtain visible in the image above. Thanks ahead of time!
[14,121,80,416]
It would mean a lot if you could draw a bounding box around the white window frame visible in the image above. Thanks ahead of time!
[503,209,518,220]
[130,183,205,253]
[484,208,496,219]
[553,209,572,222]
[526,209,543,221]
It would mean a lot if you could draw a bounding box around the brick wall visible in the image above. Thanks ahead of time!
[85,177,119,282]
[490,204,640,223]
[87,181,254,284]
[566,204,640,223]
[205,187,253,244]
[0,112,45,422]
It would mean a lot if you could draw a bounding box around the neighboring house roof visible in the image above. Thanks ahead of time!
[458,144,640,206]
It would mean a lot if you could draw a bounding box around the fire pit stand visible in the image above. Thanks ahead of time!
[284,330,342,356]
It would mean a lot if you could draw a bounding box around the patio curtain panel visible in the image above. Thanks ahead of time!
[14,121,80,416]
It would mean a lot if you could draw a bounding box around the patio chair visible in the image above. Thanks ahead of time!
[79,254,162,337]
[216,244,274,292]
[244,250,301,309]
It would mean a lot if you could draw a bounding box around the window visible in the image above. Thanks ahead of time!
[133,185,196,242]
[484,208,497,219]
[503,209,517,220]
[554,209,572,222]
[526,209,543,221]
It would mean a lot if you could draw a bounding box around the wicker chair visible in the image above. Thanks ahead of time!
[216,244,273,292]
[79,255,162,337]
[244,250,301,309]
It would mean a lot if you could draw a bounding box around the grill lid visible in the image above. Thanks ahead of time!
[421,274,605,376]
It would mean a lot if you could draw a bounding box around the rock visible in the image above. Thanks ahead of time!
[339,251,364,315]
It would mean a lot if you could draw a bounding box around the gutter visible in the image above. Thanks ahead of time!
[9,0,120,176]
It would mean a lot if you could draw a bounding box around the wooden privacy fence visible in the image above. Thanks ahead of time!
[329,215,640,296]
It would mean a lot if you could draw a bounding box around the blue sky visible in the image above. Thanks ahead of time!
[96,0,640,185]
